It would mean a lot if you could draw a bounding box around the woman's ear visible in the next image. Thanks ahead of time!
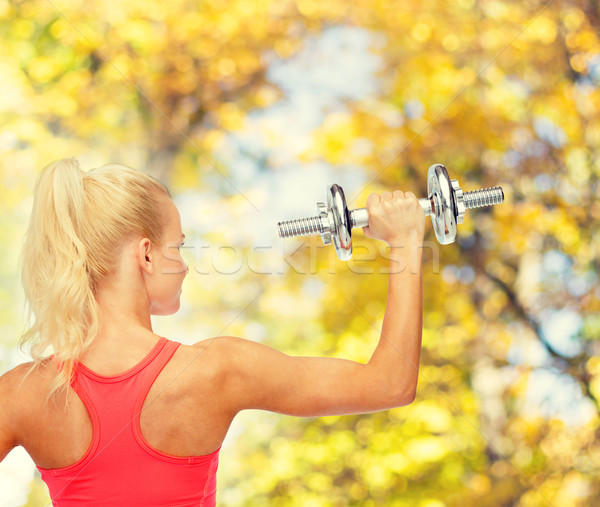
[138,238,154,274]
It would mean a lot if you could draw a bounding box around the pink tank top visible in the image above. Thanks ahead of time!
[37,337,221,506]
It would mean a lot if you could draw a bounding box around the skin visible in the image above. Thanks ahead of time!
[0,189,425,470]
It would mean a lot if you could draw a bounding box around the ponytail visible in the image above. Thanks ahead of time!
[18,157,170,404]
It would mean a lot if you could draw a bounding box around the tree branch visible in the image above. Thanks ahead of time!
[483,266,600,413]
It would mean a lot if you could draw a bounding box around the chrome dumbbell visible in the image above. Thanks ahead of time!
[277,164,505,260]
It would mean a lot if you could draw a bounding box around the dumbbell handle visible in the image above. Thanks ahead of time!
[347,199,432,229]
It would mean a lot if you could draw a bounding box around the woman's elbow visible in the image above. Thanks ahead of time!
[399,388,417,406]
[390,382,417,408]
[362,367,418,411]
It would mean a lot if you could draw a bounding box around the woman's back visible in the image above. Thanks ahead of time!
[4,334,233,506]
[11,333,231,468]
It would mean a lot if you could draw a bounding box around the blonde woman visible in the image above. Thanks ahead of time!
[0,158,425,506]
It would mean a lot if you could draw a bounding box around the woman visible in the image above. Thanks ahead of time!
[0,157,425,506]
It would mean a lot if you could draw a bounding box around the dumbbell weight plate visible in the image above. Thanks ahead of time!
[327,184,353,261]
[427,164,457,245]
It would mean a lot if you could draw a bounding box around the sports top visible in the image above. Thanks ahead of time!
[37,336,221,506]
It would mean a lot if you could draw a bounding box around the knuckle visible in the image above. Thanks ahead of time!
[365,195,378,209]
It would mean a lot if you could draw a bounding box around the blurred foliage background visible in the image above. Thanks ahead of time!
[1,0,599,505]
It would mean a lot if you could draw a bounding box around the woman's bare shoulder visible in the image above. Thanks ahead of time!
[1,360,45,386]
[0,360,54,428]
[188,336,252,366]
[189,335,240,355]
[177,336,252,385]
[0,359,55,400]
[164,337,233,383]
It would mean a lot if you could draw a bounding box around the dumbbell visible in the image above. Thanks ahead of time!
[277,164,504,260]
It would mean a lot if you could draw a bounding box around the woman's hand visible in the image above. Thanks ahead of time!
[362,190,426,246]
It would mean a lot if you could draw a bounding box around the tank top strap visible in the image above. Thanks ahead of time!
[133,338,181,395]
[131,338,181,416]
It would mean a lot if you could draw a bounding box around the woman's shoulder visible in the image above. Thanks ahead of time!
[184,335,240,357]
[152,337,222,382]
[0,359,55,399]
[189,335,249,353]
[0,359,57,428]
[1,359,50,385]
[169,336,246,385]
[186,335,250,369]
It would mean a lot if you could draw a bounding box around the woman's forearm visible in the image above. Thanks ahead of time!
[366,243,423,407]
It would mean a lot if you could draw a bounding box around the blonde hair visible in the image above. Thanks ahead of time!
[19,157,171,404]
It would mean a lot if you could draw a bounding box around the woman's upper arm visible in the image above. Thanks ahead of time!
[211,336,411,417]
[0,371,18,462]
